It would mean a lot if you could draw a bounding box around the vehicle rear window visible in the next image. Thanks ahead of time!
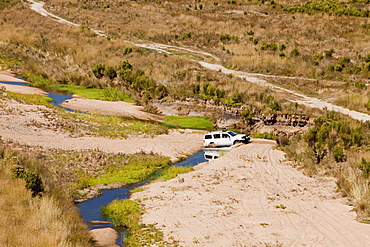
[213,134,221,139]
[204,135,212,139]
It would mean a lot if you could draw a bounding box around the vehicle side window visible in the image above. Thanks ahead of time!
[213,134,221,139]
[204,135,212,139]
[222,134,229,138]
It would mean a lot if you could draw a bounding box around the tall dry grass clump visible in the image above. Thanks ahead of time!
[0,146,93,247]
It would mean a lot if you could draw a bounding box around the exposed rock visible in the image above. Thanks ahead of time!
[90,227,119,247]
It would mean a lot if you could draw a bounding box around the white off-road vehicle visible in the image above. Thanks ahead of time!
[203,131,250,147]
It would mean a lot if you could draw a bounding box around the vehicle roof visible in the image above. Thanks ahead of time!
[204,130,233,135]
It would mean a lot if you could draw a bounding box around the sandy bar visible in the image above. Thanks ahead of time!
[131,140,370,246]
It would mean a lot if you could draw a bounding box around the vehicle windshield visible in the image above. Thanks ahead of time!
[227,131,237,136]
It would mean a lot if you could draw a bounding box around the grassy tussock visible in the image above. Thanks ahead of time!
[102,199,178,246]
[7,91,53,106]
[48,84,135,103]
[163,116,214,130]
[0,146,93,247]
[156,165,193,181]
[87,154,171,187]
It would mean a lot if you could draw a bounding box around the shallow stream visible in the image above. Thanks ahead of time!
[0,81,74,111]
[77,150,210,246]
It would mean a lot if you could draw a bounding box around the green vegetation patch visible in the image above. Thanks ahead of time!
[284,0,370,17]
[156,165,193,181]
[102,199,178,246]
[164,116,214,130]
[87,154,171,186]
[252,131,277,140]
[61,111,168,138]
[48,84,135,103]
[6,91,54,106]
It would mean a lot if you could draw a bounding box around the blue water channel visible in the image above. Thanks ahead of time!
[0,81,74,111]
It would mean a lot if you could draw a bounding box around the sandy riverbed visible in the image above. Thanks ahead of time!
[131,140,370,246]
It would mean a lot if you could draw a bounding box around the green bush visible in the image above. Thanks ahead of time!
[261,42,277,51]
[284,1,370,17]
[290,48,300,57]
[104,66,117,79]
[278,43,286,51]
[12,165,44,197]
[123,46,133,55]
[359,158,370,178]
[333,146,345,162]
[325,48,334,58]
[364,54,370,63]
[92,63,105,78]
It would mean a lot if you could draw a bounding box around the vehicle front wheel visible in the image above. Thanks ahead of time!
[233,140,242,145]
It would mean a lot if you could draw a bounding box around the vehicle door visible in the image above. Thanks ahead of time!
[220,133,232,146]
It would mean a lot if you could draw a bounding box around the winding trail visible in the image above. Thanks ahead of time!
[25,0,370,121]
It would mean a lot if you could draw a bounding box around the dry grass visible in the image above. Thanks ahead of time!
[0,146,93,247]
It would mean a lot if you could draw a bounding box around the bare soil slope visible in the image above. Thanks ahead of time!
[132,140,370,246]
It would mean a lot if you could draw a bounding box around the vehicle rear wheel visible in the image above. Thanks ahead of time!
[208,143,216,148]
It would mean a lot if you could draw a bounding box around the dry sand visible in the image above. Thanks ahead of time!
[131,140,370,246]
[61,97,163,122]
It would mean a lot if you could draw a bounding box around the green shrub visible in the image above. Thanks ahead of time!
[104,66,117,79]
[12,165,44,197]
[284,1,370,17]
[92,63,105,78]
[261,42,277,51]
[334,63,344,72]
[364,54,370,63]
[290,48,300,57]
[182,31,192,39]
[327,65,335,71]
[123,46,133,55]
[359,158,370,178]
[333,146,345,162]
[313,53,324,60]
[364,62,370,71]
[339,56,350,64]
[278,43,286,51]
[220,33,231,42]
[325,48,334,58]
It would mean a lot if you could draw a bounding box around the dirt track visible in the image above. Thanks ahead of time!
[132,141,370,246]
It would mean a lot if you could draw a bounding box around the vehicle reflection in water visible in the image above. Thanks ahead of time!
[203,147,230,161]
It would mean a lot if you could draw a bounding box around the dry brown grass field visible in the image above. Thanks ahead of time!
[1,0,370,245]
